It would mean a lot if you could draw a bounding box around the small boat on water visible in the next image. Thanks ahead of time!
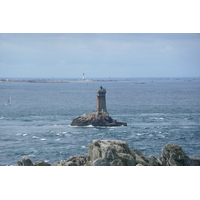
[6,96,11,105]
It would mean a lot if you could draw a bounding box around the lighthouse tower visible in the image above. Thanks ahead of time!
[96,86,107,113]
[82,73,85,81]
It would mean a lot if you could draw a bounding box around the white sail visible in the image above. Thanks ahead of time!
[6,96,11,105]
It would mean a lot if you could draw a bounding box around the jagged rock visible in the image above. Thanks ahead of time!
[71,112,127,127]
[93,158,110,166]
[17,161,23,166]
[66,154,90,166]
[147,155,161,166]
[34,161,51,166]
[160,143,190,166]
[110,159,124,166]
[118,153,136,166]
[131,149,144,156]
[64,161,78,166]
[131,150,151,166]
[89,140,136,166]
[21,157,34,166]
[188,157,200,166]
[16,141,200,166]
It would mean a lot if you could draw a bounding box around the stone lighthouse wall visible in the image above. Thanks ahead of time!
[96,86,107,112]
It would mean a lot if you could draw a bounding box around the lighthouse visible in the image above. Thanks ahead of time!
[82,73,85,81]
[96,86,107,113]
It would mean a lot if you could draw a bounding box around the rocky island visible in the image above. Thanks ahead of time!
[71,86,127,126]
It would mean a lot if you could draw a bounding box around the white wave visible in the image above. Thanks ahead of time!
[22,134,27,136]
[70,125,94,128]
[40,138,46,141]
[32,136,39,139]
[137,133,145,136]
[81,125,94,128]
[55,138,60,141]
[152,117,164,120]
[28,154,35,157]
[62,131,67,133]
[16,133,22,136]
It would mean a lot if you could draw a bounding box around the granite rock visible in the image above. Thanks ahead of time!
[89,140,136,166]
[16,141,200,166]
[159,143,190,166]
[21,156,34,166]
[34,161,51,166]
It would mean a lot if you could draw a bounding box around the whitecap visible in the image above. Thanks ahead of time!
[28,154,35,157]
[137,133,144,135]
[62,131,67,134]
[23,134,27,136]
[16,133,22,136]
[55,138,60,141]
[32,136,39,139]
[84,125,94,127]
[40,138,46,141]
[81,146,86,148]
[153,117,164,120]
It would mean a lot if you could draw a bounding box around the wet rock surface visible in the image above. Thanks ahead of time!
[71,112,127,126]
[16,140,200,166]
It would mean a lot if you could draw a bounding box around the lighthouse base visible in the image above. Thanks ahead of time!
[71,112,127,127]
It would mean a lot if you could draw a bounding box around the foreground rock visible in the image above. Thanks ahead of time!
[88,140,136,166]
[17,140,200,166]
[17,156,50,166]
[159,143,200,166]
[71,112,127,126]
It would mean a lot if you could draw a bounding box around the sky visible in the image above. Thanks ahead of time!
[0,33,200,78]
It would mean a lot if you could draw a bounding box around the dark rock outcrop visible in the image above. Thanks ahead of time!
[71,112,127,126]
[17,156,34,166]
[159,143,200,166]
[16,140,200,166]
[17,157,50,166]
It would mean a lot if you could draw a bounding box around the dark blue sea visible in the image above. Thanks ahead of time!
[0,78,200,166]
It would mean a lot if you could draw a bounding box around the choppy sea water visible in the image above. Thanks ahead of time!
[0,78,200,166]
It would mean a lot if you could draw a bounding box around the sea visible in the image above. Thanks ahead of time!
[0,77,200,166]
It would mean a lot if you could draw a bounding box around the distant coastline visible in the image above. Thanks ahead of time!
[0,77,199,83]
[0,78,125,83]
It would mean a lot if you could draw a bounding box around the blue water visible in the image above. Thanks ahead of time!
[0,78,200,165]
